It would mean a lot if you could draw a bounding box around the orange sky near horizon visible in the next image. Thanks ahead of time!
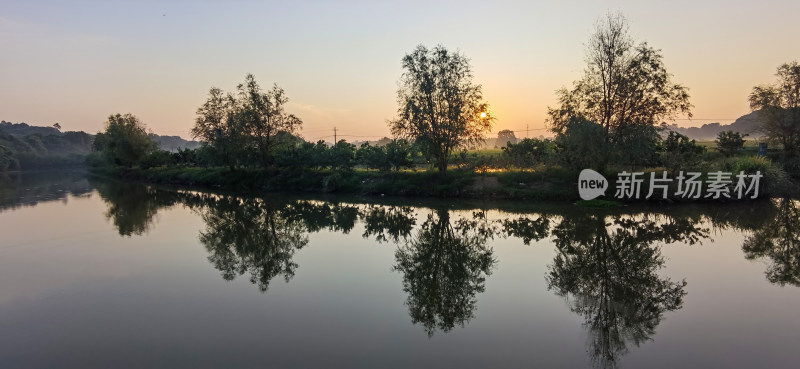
[1,1,797,141]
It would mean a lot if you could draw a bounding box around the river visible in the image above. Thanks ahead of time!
[1,171,798,368]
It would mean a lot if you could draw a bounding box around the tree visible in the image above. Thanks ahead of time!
[93,113,157,167]
[192,74,303,169]
[749,61,800,156]
[192,87,245,170]
[502,138,555,168]
[715,130,747,156]
[52,123,61,131]
[547,13,692,141]
[661,131,705,172]
[390,45,494,175]
[554,118,609,170]
[238,74,303,167]
[357,142,389,171]
[327,140,357,170]
[385,139,414,171]
[497,129,517,146]
[611,122,661,169]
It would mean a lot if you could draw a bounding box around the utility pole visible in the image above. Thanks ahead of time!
[526,124,529,138]
[334,127,337,143]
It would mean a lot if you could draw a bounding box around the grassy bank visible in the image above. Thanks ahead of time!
[90,166,578,201]
[89,150,798,202]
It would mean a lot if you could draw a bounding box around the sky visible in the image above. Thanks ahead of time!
[1,0,798,141]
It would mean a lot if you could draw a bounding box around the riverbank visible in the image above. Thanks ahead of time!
[89,166,579,201]
[88,162,799,203]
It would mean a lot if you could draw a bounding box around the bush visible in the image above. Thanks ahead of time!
[661,131,705,172]
[715,130,747,156]
[385,139,414,171]
[502,138,555,168]
[140,150,176,169]
[611,123,661,168]
[357,143,390,171]
[554,119,609,170]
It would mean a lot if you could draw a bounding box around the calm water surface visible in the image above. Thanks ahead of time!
[1,171,799,368]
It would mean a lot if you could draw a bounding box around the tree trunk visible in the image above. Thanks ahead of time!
[438,159,447,176]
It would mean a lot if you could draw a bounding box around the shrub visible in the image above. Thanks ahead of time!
[502,138,556,168]
[661,131,705,172]
[715,130,747,156]
[554,119,609,170]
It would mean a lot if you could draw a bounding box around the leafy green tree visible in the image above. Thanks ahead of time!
[375,137,392,146]
[554,119,609,170]
[193,74,303,169]
[497,129,517,146]
[661,131,705,172]
[749,61,800,156]
[327,140,357,170]
[611,122,662,169]
[547,13,692,142]
[385,139,414,171]
[501,138,556,168]
[140,149,177,169]
[390,45,494,175]
[238,74,303,167]
[93,113,157,168]
[715,130,747,156]
[192,87,247,170]
[0,145,19,172]
[357,142,389,171]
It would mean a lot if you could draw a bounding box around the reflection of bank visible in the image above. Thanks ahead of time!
[393,209,496,337]
[743,198,800,287]
[201,197,309,292]
[87,176,794,358]
[547,213,705,368]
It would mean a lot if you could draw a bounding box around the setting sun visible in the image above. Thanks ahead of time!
[480,112,487,118]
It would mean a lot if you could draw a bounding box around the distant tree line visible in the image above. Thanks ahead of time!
[0,122,92,172]
[84,12,798,181]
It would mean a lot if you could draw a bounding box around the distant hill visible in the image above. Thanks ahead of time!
[149,134,201,152]
[0,120,200,171]
[665,111,763,140]
[1,120,199,151]
[0,124,92,171]
[0,121,63,137]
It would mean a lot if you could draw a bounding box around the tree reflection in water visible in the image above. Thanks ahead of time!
[200,196,309,292]
[743,198,800,287]
[392,210,497,336]
[547,213,707,369]
[362,205,416,243]
[91,177,798,362]
[92,179,181,237]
